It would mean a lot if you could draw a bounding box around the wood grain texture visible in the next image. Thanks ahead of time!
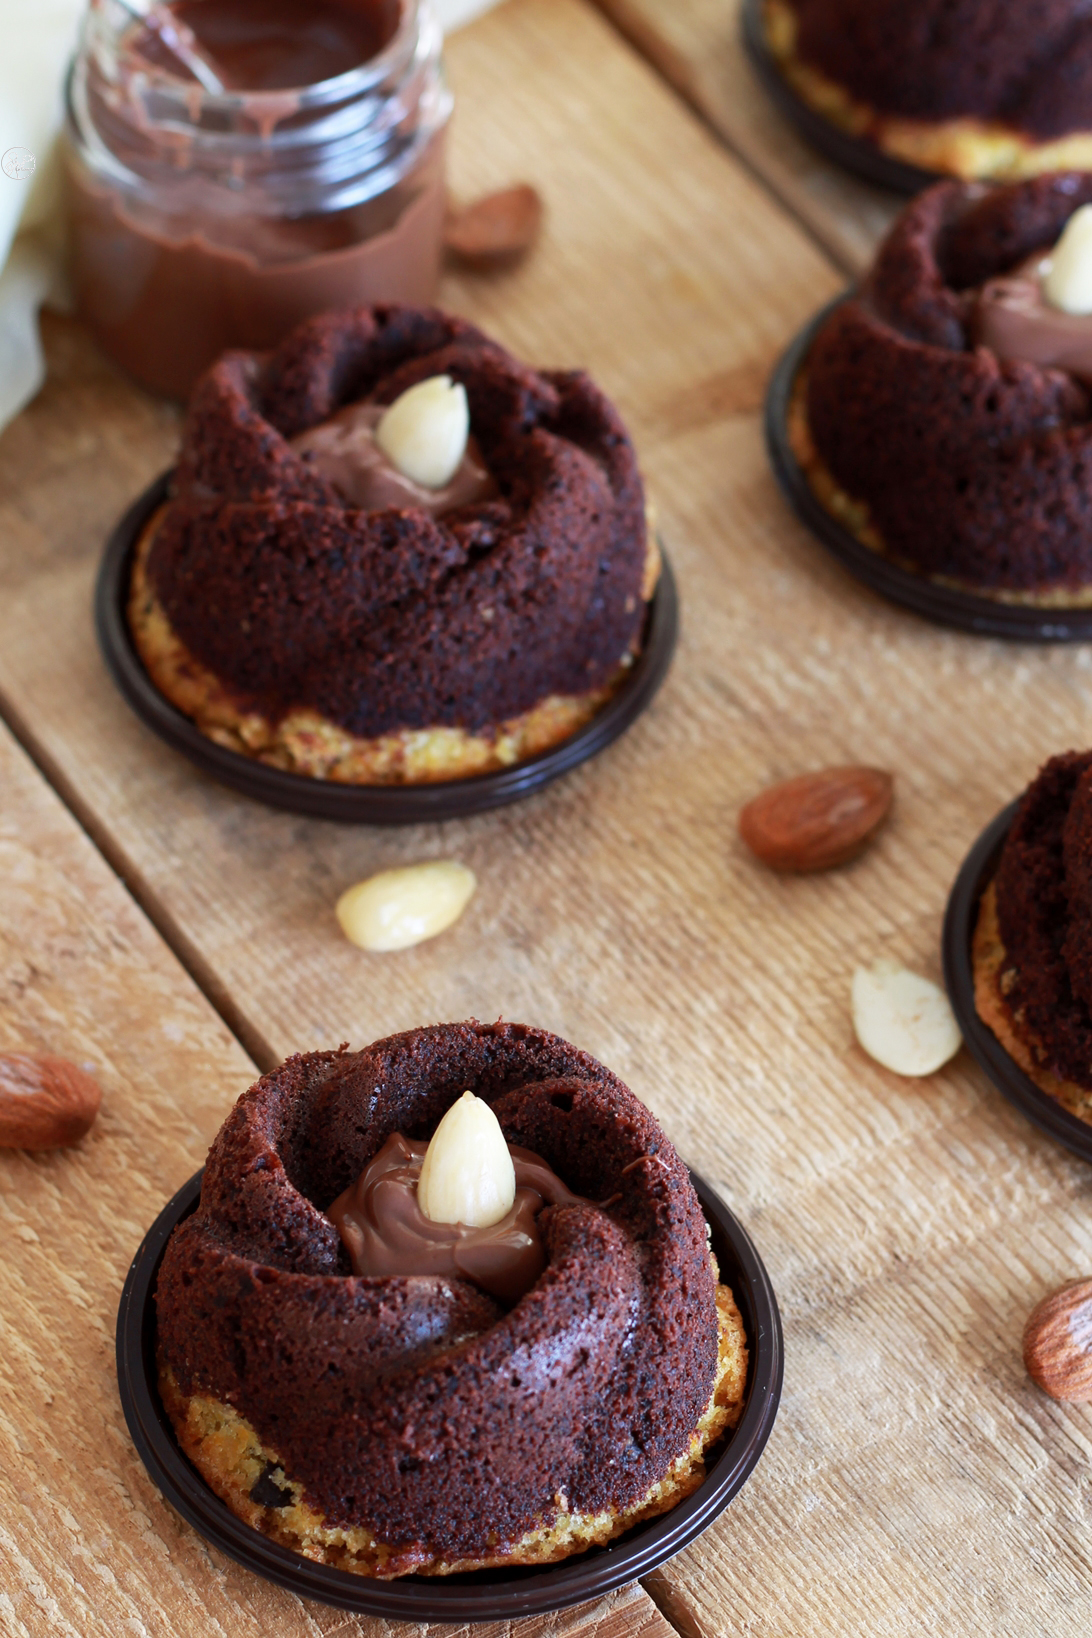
[0,718,672,1638]
[592,0,898,274]
[0,0,1091,1633]
[0,721,262,1633]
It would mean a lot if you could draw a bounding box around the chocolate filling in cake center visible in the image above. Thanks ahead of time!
[973,252,1092,383]
[290,400,497,513]
[326,1130,585,1302]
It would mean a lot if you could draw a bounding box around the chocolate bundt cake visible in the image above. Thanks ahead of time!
[155,1021,748,1576]
[974,752,1092,1125]
[762,0,1092,178]
[791,174,1092,599]
[129,306,659,783]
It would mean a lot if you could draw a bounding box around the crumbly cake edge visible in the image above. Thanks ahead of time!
[158,1278,748,1579]
[762,0,1092,181]
[786,372,1092,609]
[128,508,661,786]
[972,878,1092,1125]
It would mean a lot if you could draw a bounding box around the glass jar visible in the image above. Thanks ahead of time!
[64,0,451,399]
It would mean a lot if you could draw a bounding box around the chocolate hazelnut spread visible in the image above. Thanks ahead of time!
[290,402,497,511]
[974,253,1092,383]
[326,1130,585,1301]
[65,0,450,398]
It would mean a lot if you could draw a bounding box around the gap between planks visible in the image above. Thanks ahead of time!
[0,679,280,1077]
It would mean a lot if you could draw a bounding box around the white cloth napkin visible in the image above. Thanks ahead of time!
[0,0,83,430]
[0,0,504,434]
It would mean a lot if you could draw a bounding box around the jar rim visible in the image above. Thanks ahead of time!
[66,0,451,218]
[83,0,425,111]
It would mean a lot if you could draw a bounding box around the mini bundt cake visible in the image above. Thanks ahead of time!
[154,1021,748,1576]
[129,306,659,783]
[791,173,1092,600]
[974,751,1092,1125]
[762,0,1092,179]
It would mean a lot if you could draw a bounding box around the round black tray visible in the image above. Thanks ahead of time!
[942,799,1092,1164]
[95,472,679,823]
[116,1167,782,1618]
[740,0,941,195]
[767,299,1092,641]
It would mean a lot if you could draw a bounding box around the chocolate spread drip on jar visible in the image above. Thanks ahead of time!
[65,0,451,399]
[327,1131,586,1301]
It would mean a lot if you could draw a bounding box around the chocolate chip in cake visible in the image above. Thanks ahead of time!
[249,1461,294,1508]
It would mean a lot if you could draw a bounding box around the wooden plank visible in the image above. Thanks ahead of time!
[0,0,1091,1634]
[593,0,897,275]
[0,717,672,1638]
[430,1587,678,1638]
[0,722,269,1634]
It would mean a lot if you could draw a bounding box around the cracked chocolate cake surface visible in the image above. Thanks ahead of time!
[779,0,1092,138]
[154,1021,743,1573]
[138,306,650,749]
[802,174,1092,592]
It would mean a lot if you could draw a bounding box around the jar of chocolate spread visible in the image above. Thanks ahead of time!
[64,0,451,398]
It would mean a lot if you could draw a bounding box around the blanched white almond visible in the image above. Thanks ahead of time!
[1044,204,1092,315]
[851,959,962,1077]
[335,861,476,952]
[375,375,469,489]
[417,1090,516,1227]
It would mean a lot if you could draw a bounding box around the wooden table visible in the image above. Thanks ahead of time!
[2,1,1091,1632]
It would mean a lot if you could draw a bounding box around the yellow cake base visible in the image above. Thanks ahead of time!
[762,0,1092,181]
[128,510,661,785]
[159,1279,748,1579]
[972,880,1092,1126]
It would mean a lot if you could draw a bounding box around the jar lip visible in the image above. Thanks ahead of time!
[85,0,427,109]
[66,0,451,219]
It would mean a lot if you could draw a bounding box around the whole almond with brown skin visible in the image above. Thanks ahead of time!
[444,185,542,264]
[1023,1279,1092,1402]
[0,1053,102,1150]
[739,766,894,872]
